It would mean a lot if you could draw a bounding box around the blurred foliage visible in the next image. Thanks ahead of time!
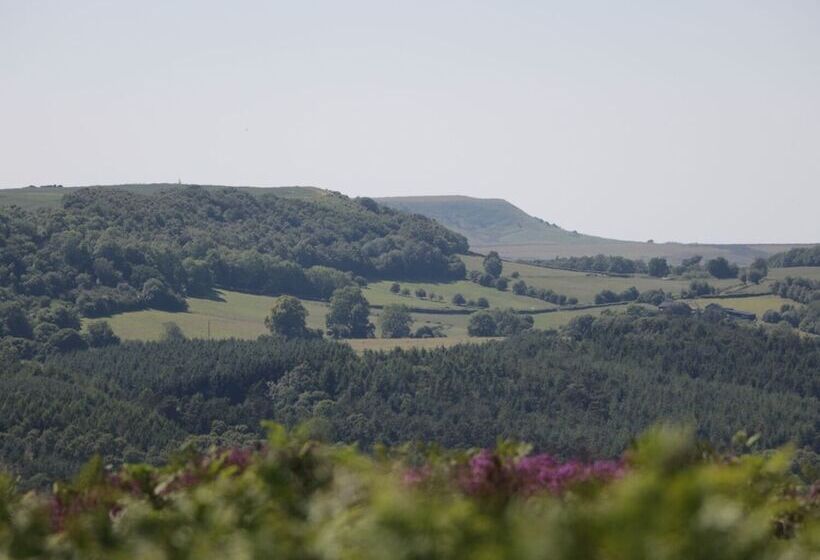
[0,424,816,559]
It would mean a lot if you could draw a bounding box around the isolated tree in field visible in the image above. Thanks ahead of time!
[706,257,739,279]
[451,293,466,305]
[595,289,618,304]
[647,257,669,278]
[414,288,427,298]
[326,286,374,339]
[380,305,412,338]
[483,251,503,278]
[495,277,508,291]
[476,297,490,308]
[512,280,527,295]
[389,282,401,294]
[265,296,308,338]
[85,321,120,347]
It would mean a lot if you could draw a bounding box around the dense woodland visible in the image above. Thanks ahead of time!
[765,277,820,335]
[0,187,466,355]
[1,312,816,487]
[769,245,820,267]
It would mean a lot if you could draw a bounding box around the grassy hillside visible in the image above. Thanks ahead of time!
[94,254,804,345]
[90,288,487,349]
[364,279,553,310]
[378,195,810,264]
[376,195,598,246]
[462,255,742,303]
[688,295,797,316]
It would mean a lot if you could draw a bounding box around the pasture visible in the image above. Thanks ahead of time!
[364,279,552,311]
[87,289,486,350]
[688,295,798,316]
[767,267,820,281]
[461,255,742,304]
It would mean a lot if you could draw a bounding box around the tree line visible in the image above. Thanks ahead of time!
[2,311,816,487]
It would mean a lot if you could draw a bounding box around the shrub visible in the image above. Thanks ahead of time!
[648,257,670,277]
[0,425,814,559]
[468,309,533,337]
[512,280,527,295]
[707,257,739,279]
[483,251,503,277]
[682,280,715,298]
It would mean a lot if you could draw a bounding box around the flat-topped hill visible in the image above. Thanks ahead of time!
[377,195,810,265]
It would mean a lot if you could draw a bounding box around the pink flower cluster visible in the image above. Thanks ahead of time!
[408,450,626,498]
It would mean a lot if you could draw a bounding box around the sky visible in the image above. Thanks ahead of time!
[1,1,818,244]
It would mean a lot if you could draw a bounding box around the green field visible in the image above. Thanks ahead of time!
[531,303,651,330]
[89,260,816,347]
[89,289,490,349]
[767,266,820,281]
[689,295,797,316]
[724,267,820,296]
[364,279,552,311]
[462,255,741,304]
[92,290,331,341]
[0,187,67,209]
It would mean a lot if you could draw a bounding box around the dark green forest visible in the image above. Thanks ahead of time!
[769,245,820,267]
[2,312,816,487]
[0,186,467,356]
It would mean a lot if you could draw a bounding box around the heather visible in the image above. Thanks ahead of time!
[0,424,816,559]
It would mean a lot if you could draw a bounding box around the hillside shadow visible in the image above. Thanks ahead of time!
[194,288,226,302]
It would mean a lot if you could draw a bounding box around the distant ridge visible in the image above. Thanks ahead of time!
[0,185,810,264]
[375,195,599,246]
[377,195,811,265]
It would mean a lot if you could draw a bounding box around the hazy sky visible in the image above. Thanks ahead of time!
[2,1,818,243]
